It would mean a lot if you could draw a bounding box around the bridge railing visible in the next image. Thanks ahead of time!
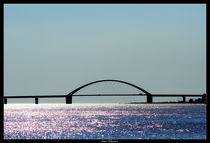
[3,94,206,104]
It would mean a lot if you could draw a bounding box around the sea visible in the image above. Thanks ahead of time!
[4,104,206,139]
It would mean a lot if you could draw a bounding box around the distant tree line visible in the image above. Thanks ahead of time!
[188,94,206,103]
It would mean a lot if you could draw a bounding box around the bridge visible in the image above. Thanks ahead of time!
[3,79,206,104]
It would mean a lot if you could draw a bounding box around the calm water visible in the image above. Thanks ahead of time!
[4,104,206,139]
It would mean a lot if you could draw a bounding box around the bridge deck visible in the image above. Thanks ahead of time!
[4,94,204,98]
[3,94,205,104]
[4,95,66,98]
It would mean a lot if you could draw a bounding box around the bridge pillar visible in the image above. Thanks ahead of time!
[4,98,7,104]
[182,96,186,103]
[147,94,153,103]
[35,97,38,104]
[66,96,72,104]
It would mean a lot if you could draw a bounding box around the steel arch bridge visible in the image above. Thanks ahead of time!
[66,79,152,104]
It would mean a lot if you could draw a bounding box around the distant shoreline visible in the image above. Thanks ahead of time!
[126,102,206,104]
[4,102,206,104]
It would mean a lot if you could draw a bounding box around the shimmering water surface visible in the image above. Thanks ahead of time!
[4,104,206,139]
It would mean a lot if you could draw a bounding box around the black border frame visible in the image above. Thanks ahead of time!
[1,2,208,143]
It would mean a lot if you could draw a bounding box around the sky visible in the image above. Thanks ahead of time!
[4,4,206,103]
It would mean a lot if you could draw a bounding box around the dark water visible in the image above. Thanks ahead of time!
[4,104,206,139]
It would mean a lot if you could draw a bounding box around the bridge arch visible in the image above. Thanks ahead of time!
[66,79,152,104]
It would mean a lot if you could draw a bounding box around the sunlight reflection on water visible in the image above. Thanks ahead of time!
[4,104,206,139]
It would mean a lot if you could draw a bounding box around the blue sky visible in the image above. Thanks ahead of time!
[4,4,206,103]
